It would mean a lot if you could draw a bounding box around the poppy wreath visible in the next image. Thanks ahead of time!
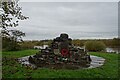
[61,49,69,56]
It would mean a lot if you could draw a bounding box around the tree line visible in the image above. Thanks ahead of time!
[72,38,120,48]
[2,38,120,51]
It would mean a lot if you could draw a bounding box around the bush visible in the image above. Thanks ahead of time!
[2,37,21,51]
[85,41,106,52]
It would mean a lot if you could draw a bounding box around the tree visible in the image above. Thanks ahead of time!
[85,41,106,52]
[0,0,28,51]
[112,38,120,47]
[1,0,28,36]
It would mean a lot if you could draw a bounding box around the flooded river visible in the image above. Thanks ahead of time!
[106,47,120,54]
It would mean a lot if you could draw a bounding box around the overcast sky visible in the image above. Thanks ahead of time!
[17,2,118,40]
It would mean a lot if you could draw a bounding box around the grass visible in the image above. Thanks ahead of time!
[2,49,119,79]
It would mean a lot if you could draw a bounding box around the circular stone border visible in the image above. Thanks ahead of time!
[17,55,105,69]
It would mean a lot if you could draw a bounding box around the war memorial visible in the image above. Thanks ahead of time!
[18,33,105,69]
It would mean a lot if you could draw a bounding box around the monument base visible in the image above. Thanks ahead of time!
[17,55,105,70]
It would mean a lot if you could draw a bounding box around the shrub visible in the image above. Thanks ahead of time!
[85,41,106,52]
[2,37,21,51]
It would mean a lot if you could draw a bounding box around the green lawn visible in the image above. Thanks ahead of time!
[2,49,119,79]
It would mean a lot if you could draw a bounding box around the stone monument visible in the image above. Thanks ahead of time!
[28,33,91,69]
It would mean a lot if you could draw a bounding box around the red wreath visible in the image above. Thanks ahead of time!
[61,49,69,56]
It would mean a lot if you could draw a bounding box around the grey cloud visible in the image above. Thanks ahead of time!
[18,2,118,40]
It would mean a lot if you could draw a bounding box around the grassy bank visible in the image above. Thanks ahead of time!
[2,50,119,78]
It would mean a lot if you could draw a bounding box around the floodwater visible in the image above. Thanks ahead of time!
[106,47,120,54]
